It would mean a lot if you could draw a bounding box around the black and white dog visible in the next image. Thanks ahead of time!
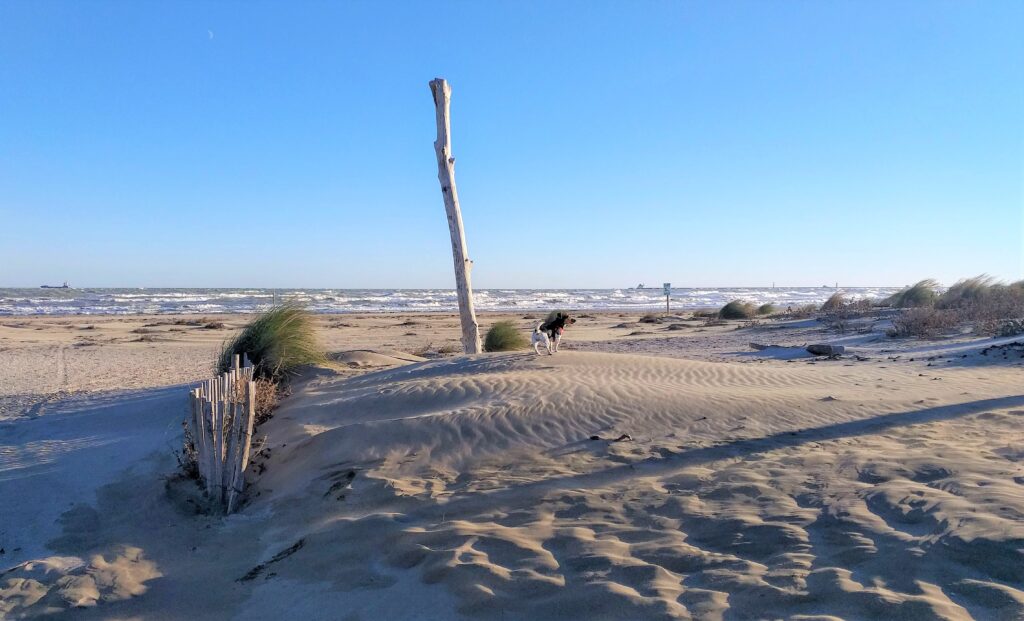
[531,312,576,355]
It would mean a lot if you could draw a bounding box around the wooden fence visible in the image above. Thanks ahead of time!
[188,354,257,514]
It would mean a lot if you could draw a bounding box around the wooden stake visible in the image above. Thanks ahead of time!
[212,377,224,504]
[190,390,205,479]
[227,380,257,514]
[222,388,238,495]
[429,77,481,354]
[203,398,217,496]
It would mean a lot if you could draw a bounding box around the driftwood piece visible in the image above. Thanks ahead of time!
[429,77,481,354]
[807,344,846,356]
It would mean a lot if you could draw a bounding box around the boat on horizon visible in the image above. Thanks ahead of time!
[40,281,71,289]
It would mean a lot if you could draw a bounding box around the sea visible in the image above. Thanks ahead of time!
[0,287,903,316]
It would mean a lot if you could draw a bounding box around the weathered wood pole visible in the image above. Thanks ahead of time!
[429,78,482,354]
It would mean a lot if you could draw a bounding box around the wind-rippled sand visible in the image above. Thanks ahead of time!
[235,353,1024,620]
[2,314,1022,619]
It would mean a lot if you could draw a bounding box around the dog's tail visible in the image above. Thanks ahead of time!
[534,322,544,333]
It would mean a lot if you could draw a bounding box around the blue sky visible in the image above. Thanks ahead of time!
[1,1,1021,288]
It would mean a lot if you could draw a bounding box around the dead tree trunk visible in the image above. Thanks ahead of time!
[430,77,482,354]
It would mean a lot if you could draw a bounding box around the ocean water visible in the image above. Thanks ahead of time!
[0,287,902,316]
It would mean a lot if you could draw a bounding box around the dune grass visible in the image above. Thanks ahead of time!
[217,304,324,380]
[884,279,939,308]
[883,275,1024,337]
[484,321,529,352]
[820,292,845,312]
[719,300,756,320]
[935,275,996,309]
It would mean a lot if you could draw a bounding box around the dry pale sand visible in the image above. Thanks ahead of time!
[1,312,1023,620]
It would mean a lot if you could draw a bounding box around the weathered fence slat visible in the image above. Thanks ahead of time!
[186,357,257,514]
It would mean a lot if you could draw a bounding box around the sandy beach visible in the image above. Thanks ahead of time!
[4,1,1021,617]
[2,311,1022,619]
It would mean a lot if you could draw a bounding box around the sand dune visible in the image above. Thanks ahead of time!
[2,316,1023,619]
[225,352,1021,620]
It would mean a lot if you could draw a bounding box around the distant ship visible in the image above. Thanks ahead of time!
[635,283,645,289]
[40,281,71,289]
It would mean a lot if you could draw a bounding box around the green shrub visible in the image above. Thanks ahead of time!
[217,304,324,379]
[884,279,939,308]
[719,300,756,319]
[756,304,776,315]
[820,292,845,312]
[484,321,528,352]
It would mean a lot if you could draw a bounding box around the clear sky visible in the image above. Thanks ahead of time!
[1,1,1021,288]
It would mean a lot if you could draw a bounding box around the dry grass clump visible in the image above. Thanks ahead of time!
[757,304,776,315]
[411,343,433,357]
[884,279,939,308]
[639,313,662,324]
[719,300,756,320]
[217,304,324,380]
[413,342,462,357]
[887,307,959,338]
[253,378,281,427]
[815,297,872,334]
[786,304,819,319]
[484,321,528,352]
[820,292,845,312]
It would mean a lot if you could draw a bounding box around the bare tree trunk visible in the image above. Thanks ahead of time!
[430,78,482,354]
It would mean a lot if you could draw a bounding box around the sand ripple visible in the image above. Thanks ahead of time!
[236,352,1024,619]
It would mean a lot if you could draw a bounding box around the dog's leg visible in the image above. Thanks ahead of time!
[533,341,542,355]
[553,333,561,353]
